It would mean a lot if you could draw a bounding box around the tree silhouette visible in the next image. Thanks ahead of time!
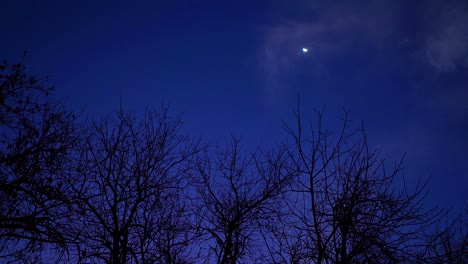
[0,59,77,262]
[416,208,468,263]
[1,58,464,263]
[263,109,442,263]
[196,138,296,264]
[67,108,202,264]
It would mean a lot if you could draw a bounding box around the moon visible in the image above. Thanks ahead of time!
[302,48,308,53]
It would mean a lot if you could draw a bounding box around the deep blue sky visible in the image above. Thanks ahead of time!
[1,0,467,211]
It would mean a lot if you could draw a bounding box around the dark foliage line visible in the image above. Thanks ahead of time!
[1,61,466,263]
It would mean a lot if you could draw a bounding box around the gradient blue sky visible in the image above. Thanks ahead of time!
[1,0,467,211]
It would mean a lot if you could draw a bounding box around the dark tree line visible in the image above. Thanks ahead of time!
[1,60,466,263]
[195,138,295,263]
[0,60,77,262]
[68,109,202,264]
[262,110,445,263]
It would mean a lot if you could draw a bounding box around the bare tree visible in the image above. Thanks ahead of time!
[1,59,460,264]
[0,59,77,262]
[416,208,468,263]
[266,109,442,263]
[68,108,202,264]
[196,137,296,264]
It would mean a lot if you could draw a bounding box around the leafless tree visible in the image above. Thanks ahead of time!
[0,59,77,262]
[196,137,297,264]
[2,59,461,264]
[416,208,468,263]
[68,108,202,264]
[265,109,442,264]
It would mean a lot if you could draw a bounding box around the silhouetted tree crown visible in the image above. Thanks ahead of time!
[0,59,77,262]
[0,59,466,264]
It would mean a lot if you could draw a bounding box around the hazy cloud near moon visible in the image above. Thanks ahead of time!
[259,0,397,99]
[259,0,468,97]
[424,2,468,72]
[258,0,468,168]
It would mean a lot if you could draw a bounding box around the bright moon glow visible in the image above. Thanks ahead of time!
[302,48,308,53]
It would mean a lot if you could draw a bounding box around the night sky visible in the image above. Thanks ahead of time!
[1,0,467,211]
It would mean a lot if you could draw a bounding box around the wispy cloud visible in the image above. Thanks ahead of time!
[258,0,468,160]
[259,0,397,100]
[259,0,468,100]
[257,0,468,209]
[424,2,468,72]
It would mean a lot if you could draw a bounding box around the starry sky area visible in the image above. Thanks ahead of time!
[1,0,467,211]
